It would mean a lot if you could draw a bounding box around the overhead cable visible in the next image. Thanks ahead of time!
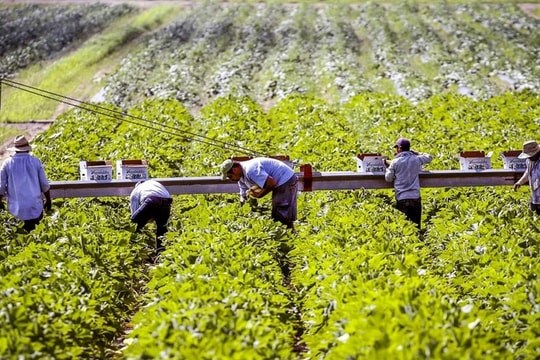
[0,78,265,157]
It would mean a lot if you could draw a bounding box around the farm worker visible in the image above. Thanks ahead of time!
[0,135,51,232]
[220,157,298,229]
[130,179,173,254]
[513,140,540,215]
[384,137,432,228]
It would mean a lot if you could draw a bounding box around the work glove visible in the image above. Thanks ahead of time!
[513,183,520,192]
[44,199,52,211]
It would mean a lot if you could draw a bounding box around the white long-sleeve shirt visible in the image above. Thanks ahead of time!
[515,158,540,205]
[385,151,432,201]
[129,180,171,215]
[0,153,50,220]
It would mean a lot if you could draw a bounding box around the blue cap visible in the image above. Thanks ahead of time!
[394,138,410,149]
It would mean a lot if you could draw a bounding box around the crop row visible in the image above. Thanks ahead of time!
[102,2,540,109]
[0,93,529,357]
[0,198,149,357]
[122,201,296,358]
[0,3,134,78]
[294,188,539,358]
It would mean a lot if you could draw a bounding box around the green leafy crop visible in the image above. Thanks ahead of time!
[2,91,539,358]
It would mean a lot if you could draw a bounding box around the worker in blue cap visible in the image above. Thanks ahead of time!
[384,137,432,228]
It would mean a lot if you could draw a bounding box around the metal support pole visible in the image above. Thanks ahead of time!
[49,169,524,199]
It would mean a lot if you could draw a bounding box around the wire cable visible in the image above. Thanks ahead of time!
[0,78,266,157]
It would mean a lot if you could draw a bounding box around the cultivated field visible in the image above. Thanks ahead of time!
[0,2,539,359]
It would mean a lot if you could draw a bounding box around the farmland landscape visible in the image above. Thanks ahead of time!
[0,1,539,359]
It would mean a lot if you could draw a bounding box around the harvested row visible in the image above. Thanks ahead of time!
[103,3,540,108]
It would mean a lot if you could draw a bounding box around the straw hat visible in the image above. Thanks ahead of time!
[518,140,540,159]
[7,135,32,152]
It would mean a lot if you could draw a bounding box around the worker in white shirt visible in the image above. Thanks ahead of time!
[0,135,51,232]
[384,137,432,228]
[130,179,173,254]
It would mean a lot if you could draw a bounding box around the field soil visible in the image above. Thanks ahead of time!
[0,122,53,162]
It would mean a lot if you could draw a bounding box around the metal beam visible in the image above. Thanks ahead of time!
[49,169,525,198]
[305,169,524,191]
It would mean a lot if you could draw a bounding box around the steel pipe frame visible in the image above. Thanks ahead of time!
[49,169,524,198]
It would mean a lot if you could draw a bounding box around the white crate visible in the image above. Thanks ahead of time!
[356,153,387,173]
[458,151,492,171]
[116,160,148,180]
[501,150,527,170]
[79,160,113,181]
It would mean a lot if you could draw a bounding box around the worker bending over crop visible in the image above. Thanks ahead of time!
[221,157,298,229]
[513,140,540,215]
[130,180,173,254]
[0,135,51,232]
[384,137,432,228]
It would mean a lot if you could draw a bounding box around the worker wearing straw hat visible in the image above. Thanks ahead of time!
[513,140,540,215]
[0,135,51,232]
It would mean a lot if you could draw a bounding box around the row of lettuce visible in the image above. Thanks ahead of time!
[104,2,540,108]
[1,92,538,358]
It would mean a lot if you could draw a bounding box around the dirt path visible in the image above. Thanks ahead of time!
[0,121,53,163]
[520,3,540,18]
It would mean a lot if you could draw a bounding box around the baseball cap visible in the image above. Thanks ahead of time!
[394,138,410,149]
